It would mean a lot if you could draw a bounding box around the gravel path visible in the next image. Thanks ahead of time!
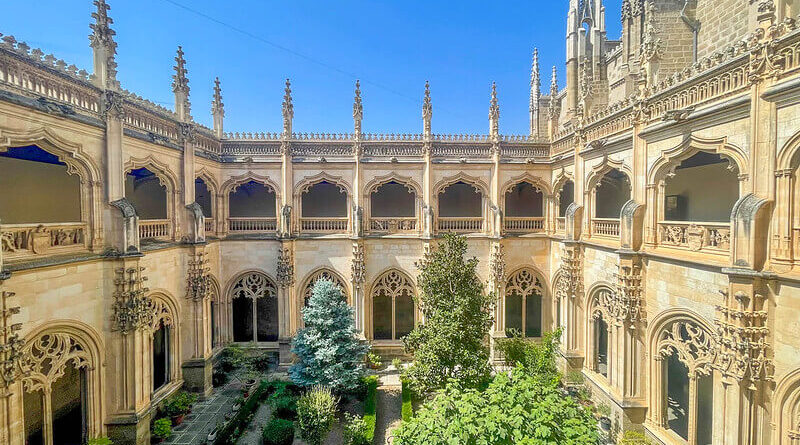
[239,403,272,444]
[374,386,402,445]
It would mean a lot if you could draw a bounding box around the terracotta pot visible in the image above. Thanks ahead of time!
[172,414,185,425]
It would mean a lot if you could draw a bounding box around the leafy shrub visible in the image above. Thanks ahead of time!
[391,357,402,369]
[86,438,113,445]
[262,417,295,445]
[403,234,494,393]
[213,368,229,387]
[401,379,414,422]
[620,430,652,444]
[366,351,383,369]
[219,345,246,373]
[496,328,562,382]
[290,279,369,392]
[163,391,197,417]
[362,376,378,443]
[151,418,172,440]
[297,386,338,445]
[565,370,585,385]
[271,395,298,420]
[342,413,370,445]
[250,351,274,373]
[393,368,599,445]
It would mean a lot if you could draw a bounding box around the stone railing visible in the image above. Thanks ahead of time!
[0,222,87,260]
[123,102,180,143]
[300,217,348,233]
[139,219,171,240]
[227,217,277,233]
[556,217,566,232]
[503,217,545,233]
[591,218,621,238]
[204,219,215,234]
[658,221,731,253]
[437,217,484,233]
[369,217,417,234]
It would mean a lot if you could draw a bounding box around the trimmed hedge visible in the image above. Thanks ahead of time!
[214,380,269,445]
[362,375,378,443]
[262,417,295,445]
[401,379,414,422]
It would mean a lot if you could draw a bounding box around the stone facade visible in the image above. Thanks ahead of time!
[1,0,800,444]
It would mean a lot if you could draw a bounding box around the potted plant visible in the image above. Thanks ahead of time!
[207,421,222,443]
[151,418,172,443]
[366,352,382,370]
[596,402,612,431]
[164,391,197,425]
[232,395,244,412]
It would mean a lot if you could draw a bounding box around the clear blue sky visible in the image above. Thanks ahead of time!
[1,0,622,135]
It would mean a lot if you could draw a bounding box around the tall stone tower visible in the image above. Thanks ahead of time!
[566,0,608,120]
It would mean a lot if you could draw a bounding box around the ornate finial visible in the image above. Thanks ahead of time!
[550,66,559,98]
[89,0,119,89]
[212,77,224,115]
[353,80,363,135]
[172,46,191,119]
[489,82,499,136]
[530,49,541,137]
[212,77,224,137]
[282,78,293,136]
[422,81,432,136]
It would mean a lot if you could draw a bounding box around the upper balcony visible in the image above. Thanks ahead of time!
[587,167,630,245]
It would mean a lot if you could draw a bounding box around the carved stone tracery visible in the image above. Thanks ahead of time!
[186,251,211,301]
[713,290,773,388]
[232,272,277,300]
[303,269,347,303]
[112,266,155,334]
[613,262,645,325]
[656,319,716,377]
[19,332,91,393]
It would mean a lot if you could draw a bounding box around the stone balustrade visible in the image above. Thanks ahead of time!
[556,217,566,233]
[369,217,417,234]
[658,221,731,253]
[592,218,621,238]
[437,217,484,233]
[0,222,87,259]
[227,217,277,233]
[300,217,348,233]
[138,219,171,241]
[503,217,545,233]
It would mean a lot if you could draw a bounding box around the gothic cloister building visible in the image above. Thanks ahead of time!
[1,0,800,444]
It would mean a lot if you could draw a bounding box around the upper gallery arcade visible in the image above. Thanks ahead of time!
[1,0,800,444]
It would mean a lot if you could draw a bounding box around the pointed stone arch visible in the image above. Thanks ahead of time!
[0,127,104,250]
[503,266,548,338]
[221,171,281,199]
[774,368,800,445]
[365,173,422,234]
[433,172,489,197]
[299,267,350,305]
[501,172,552,197]
[294,172,352,197]
[368,268,417,341]
[364,172,422,197]
[584,282,615,377]
[227,270,279,343]
[19,320,105,442]
[585,156,633,191]
[646,135,748,186]
[124,156,180,240]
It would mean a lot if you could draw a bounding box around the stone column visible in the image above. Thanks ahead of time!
[181,247,213,397]
[351,242,366,336]
[488,242,505,362]
[276,243,294,367]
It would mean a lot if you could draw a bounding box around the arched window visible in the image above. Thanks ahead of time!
[369,181,417,233]
[594,314,609,377]
[125,167,167,220]
[230,272,278,342]
[504,268,544,338]
[228,180,277,233]
[595,168,630,219]
[662,152,738,223]
[300,180,349,233]
[195,178,213,218]
[588,286,614,378]
[371,270,416,341]
[21,332,96,445]
[558,180,574,217]
[208,277,221,350]
[153,319,170,391]
[650,316,716,445]
[302,269,348,307]
[504,182,545,233]
[0,146,81,224]
[437,181,484,233]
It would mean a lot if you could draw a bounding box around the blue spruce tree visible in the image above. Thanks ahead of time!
[289,279,369,392]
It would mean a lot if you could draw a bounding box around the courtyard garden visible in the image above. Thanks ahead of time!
[136,234,629,444]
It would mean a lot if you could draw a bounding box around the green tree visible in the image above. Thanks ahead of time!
[393,368,599,445]
[497,328,562,382]
[289,279,369,393]
[403,234,494,393]
[296,386,338,445]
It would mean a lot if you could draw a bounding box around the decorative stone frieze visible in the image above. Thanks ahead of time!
[351,243,366,285]
[112,266,153,334]
[186,251,210,302]
[559,243,583,299]
[613,259,645,325]
[489,243,505,286]
[655,319,717,377]
[0,287,22,388]
[277,247,294,288]
[713,289,773,388]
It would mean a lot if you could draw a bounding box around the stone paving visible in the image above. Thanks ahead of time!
[163,378,243,445]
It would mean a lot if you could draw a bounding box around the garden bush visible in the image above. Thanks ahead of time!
[219,344,246,373]
[342,413,370,445]
[163,391,197,418]
[393,368,599,445]
[271,395,298,420]
[151,418,172,441]
[86,438,113,445]
[297,386,338,445]
[362,376,378,443]
[401,379,414,422]
[262,417,295,445]
[496,328,562,382]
